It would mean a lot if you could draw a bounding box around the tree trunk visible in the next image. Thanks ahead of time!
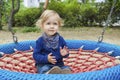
[8,0,20,31]
[0,0,3,30]
[0,10,2,30]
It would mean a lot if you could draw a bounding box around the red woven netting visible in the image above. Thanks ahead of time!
[64,49,120,73]
[0,50,37,73]
[0,49,120,73]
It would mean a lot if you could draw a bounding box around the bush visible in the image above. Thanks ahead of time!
[63,0,81,27]
[48,0,81,27]
[21,27,40,33]
[48,0,65,18]
[14,8,42,27]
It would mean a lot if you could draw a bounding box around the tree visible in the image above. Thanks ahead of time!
[80,1,98,26]
[8,0,20,32]
[0,0,3,30]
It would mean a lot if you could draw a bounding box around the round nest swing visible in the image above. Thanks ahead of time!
[0,40,120,80]
[1,0,120,80]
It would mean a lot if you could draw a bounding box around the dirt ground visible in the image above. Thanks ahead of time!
[0,27,120,46]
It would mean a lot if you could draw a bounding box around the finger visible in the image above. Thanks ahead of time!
[51,59,57,64]
[64,46,68,49]
[64,46,69,52]
[60,47,62,50]
[65,46,68,49]
[52,59,57,62]
[48,53,52,56]
[52,56,56,59]
[52,62,56,64]
[63,46,66,50]
[66,47,69,52]
[52,58,56,61]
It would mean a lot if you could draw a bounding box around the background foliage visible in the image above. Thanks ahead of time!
[0,0,120,31]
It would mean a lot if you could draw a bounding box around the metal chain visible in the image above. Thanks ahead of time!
[10,29,18,43]
[98,0,117,43]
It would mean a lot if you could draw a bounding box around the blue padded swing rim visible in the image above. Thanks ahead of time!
[0,64,120,80]
[0,40,120,80]
[0,40,120,56]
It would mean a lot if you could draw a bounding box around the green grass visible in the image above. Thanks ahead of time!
[2,26,40,33]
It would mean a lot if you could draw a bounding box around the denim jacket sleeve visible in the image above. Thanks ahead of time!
[33,38,49,64]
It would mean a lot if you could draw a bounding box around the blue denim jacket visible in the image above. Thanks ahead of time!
[33,35,69,66]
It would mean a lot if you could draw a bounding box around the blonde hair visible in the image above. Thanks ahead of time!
[36,10,64,27]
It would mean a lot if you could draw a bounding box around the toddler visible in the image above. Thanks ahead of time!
[33,10,71,74]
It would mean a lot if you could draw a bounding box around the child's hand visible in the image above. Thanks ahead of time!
[60,46,69,57]
[48,53,57,64]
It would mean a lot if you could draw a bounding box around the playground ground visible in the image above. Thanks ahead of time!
[0,27,120,46]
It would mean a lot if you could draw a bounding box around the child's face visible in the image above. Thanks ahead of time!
[42,15,59,36]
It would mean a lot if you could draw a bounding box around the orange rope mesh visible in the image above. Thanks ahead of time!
[64,49,120,73]
[0,50,37,73]
[0,49,120,73]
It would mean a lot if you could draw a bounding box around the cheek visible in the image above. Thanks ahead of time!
[54,27,59,32]
[41,27,47,32]
[42,24,49,29]
[55,25,59,30]
[43,27,49,32]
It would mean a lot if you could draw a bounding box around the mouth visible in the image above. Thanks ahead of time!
[48,30,55,31]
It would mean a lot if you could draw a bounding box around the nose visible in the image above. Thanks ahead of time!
[50,24,54,28]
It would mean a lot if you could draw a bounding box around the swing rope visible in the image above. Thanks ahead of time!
[98,0,117,43]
